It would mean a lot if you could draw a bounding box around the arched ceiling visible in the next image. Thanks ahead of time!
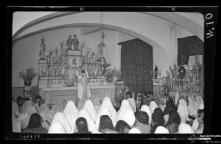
[13,11,204,41]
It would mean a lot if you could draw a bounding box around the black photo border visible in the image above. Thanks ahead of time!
[4,5,218,141]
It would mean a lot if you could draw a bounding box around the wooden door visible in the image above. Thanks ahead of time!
[120,39,153,93]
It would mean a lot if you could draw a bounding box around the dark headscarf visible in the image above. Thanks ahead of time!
[136,111,149,125]
[164,97,177,115]
[115,120,130,133]
[151,108,164,133]
[166,111,181,126]
[16,96,24,108]
[99,115,115,132]
[27,113,43,129]
[166,123,178,134]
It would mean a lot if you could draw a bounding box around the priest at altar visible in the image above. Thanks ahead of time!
[76,69,91,108]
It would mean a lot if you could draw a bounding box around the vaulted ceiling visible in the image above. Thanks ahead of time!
[13,12,204,41]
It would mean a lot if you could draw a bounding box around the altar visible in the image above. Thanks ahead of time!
[39,83,116,107]
[38,33,117,107]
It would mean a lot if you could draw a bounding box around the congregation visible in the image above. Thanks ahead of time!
[12,90,204,134]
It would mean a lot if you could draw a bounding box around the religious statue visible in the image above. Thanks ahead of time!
[89,52,96,64]
[97,32,105,59]
[39,38,46,60]
[178,65,186,79]
[98,57,110,75]
[72,34,80,51]
[66,35,72,51]
[85,50,90,63]
[80,41,86,55]
[53,49,59,64]
[48,51,53,65]
[154,65,159,78]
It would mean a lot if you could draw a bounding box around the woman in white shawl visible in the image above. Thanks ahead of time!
[62,100,79,132]
[93,98,101,113]
[99,97,118,125]
[154,126,169,134]
[118,99,134,118]
[51,99,67,113]
[19,100,37,130]
[48,121,66,134]
[127,97,136,113]
[95,106,114,131]
[38,103,51,130]
[129,128,141,133]
[149,101,159,114]
[177,98,189,123]
[83,99,97,123]
[12,102,20,119]
[118,109,136,128]
[178,123,194,134]
[141,105,152,125]
[78,109,97,133]
[48,112,72,133]
[187,96,201,117]
[12,102,21,133]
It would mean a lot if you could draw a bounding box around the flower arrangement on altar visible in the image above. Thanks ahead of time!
[29,86,40,100]
[104,68,121,83]
[160,60,203,99]
[19,68,37,86]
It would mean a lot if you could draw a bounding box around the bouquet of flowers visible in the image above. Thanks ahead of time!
[19,68,37,86]
[104,68,121,83]
[161,62,203,99]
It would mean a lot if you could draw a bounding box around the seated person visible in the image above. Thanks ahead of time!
[75,117,91,134]
[33,95,44,111]
[125,91,132,99]
[164,96,177,115]
[16,96,25,113]
[139,91,147,109]
[141,91,153,107]
[114,88,125,111]
[123,83,131,98]
[23,113,48,133]
[16,96,24,107]
[194,109,204,134]
[125,92,137,113]
[99,115,117,133]
[52,99,67,113]
[151,108,165,133]
[165,111,181,134]
[115,120,131,133]
[134,111,151,133]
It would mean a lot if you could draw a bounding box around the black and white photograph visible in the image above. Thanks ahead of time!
[5,6,218,140]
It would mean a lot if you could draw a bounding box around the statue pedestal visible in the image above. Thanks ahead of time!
[152,78,163,97]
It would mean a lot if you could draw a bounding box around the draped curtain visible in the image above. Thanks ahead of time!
[119,39,153,94]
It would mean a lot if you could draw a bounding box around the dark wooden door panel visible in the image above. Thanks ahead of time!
[120,39,153,93]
